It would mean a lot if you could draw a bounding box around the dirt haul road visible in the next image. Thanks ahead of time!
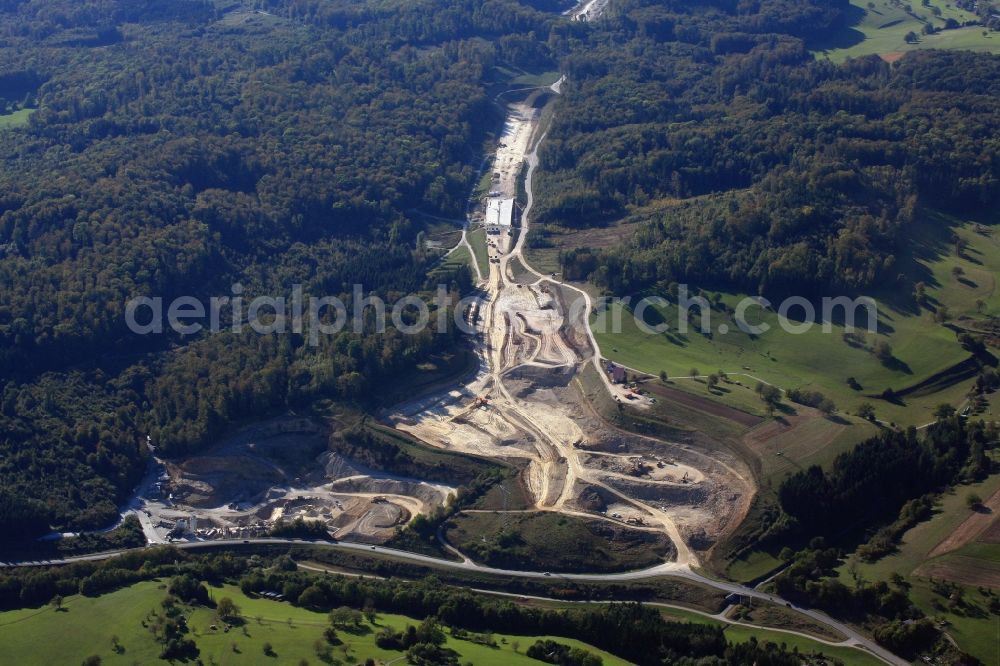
[388,81,755,569]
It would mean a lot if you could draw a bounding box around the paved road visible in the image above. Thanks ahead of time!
[296,560,869,650]
[0,537,907,665]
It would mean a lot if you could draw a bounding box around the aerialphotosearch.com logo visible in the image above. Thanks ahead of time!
[599,287,879,337]
[125,284,480,347]
[125,283,879,345]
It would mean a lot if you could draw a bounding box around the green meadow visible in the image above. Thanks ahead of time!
[427,243,474,283]
[0,581,630,666]
[812,0,1000,61]
[468,226,490,278]
[0,107,34,129]
[592,212,1000,427]
[654,605,885,666]
[720,626,885,666]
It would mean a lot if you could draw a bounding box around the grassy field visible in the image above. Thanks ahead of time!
[445,510,675,573]
[657,604,886,666]
[725,549,784,583]
[475,168,494,198]
[655,606,884,666]
[593,295,962,427]
[508,256,536,284]
[724,415,879,580]
[811,0,999,61]
[721,415,874,581]
[654,605,890,666]
[524,219,643,279]
[745,412,880,485]
[0,107,34,129]
[592,212,1000,428]
[426,244,473,284]
[467,226,490,278]
[510,69,561,88]
[721,625,886,666]
[523,244,561,275]
[637,373,878,488]
[833,468,1000,664]
[583,210,999,583]
[491,65,561,89]
[840,473,1000,583]
[904,577,1000,665]
[473,475,534,511]
[729,602,845,641]
[0,581,633,666]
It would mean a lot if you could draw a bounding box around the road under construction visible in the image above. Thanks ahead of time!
[388,82,756,571]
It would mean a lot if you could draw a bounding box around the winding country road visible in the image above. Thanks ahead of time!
[0,536,906,665]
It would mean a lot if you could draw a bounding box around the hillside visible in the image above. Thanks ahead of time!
[0,0,558,539]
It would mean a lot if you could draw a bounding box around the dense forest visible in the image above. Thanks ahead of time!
[534,0,1000,296]
[0,0,564,539]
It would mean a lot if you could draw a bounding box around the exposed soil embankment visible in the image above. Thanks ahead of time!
[644,382,763,428]
[141,416,458,545]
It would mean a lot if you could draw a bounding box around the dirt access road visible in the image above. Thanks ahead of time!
[389,76,755,569]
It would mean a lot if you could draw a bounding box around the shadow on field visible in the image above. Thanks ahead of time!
[807,4,867,51]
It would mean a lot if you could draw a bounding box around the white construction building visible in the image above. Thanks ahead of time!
[485,197,515,234]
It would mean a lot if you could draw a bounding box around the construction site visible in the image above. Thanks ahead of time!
[121,87,756,569]
[130,416,455,545]
[387,88,756,568]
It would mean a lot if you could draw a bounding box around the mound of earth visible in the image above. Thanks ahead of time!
[504,364,576,393]
[320,453,371,481]
[168,455,284,508]
[601,475,707,505]
[578,485,607,512]
[327,476,446,506]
